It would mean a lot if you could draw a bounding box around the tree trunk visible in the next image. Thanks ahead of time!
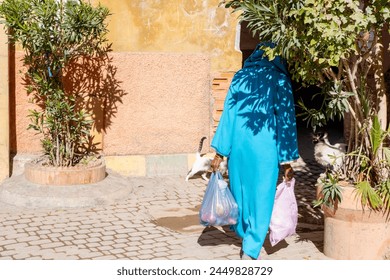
[373,39,387,130]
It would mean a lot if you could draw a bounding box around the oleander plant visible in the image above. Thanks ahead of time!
[0,0,110,167]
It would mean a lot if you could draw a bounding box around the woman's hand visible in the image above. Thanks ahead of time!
[283,164,294,181]
[211,154,224,172]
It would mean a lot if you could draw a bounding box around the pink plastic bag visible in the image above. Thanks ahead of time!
[269,178,298,246]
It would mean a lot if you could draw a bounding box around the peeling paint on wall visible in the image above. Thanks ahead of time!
[93,0,242,72]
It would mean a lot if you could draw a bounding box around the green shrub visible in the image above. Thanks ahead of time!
[0,0,110,166]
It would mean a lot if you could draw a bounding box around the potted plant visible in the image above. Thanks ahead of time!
[221,0,390,259]
[0,0,110,185]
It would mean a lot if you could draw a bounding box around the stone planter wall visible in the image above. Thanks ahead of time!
[320,184,390,260]
[24,160,106,186]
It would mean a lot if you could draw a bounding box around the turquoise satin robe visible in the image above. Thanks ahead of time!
[211,45,299,259]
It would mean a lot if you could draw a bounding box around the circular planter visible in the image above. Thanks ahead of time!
[24,157,106,186]
[317,183,390,259]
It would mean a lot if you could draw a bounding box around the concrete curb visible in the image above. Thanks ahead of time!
[0,170,134,209]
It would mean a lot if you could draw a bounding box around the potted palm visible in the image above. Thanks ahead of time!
[0,0,110,185]
[221,0,390,259]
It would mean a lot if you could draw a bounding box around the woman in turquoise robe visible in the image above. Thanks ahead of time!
[211,44,299,260]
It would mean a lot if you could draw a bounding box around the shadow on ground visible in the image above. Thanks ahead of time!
[197,226,241,248]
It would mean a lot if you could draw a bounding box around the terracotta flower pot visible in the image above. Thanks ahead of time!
[317,183,390,259]
[24,157,106,186]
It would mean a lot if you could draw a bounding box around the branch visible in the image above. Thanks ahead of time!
[326,68,338,81]
[346,101,360,129]
[343,60,364,120]
[322,69,332,80]
[318,73,325,84]
[337,60,343,81]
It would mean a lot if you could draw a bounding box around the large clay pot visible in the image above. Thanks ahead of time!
[24,157,106,186]
[317,183,390,259]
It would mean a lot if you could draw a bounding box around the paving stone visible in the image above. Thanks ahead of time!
[98,245,114,251]
[47,233,62,239]
[41,241,65,249]
[138,254,154,260]
[0,239,17,246]
[67,222,82,227]
[13,223,28,229]
[17,235,41,243]
[36,229,51,235]
[78,251,104,259]
[24,227,40,232]
[0,142,330,260]
[89,227,107,233]
[72,239,87,245]
[86,237,101,243]
[76,229,91,235]
[4,242,29,250]
[112,238,128,244]
[0,249,17,257]
[12,252,32,259]
[114,228,135,234]
[93,255,117,260]
[86,242,101,248]
[73,234,89,240]
[87,233,102,240]
[28,239,51,246]
[2,220,18,226]
[109,248,126,255]
[100,235,115,241]
[62,231,78,236]
[111,243,128,249]
[5,233,29,240]
[79,224,93,229]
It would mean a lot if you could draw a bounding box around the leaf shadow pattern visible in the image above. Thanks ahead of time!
[231,69,275,136]
[225,64,298,159]
[63,46,127,152]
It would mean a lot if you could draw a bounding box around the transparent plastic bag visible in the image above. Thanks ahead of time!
[199,171,239,226]
[269,178,298,246]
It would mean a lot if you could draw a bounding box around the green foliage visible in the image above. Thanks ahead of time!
[0,0,110,166]
[221,0,390,213]
[378,180,390,211]
[297,82,353,131]
[384,147,390,165]
[355,180,383,210]
[222,0,388,84]
[314,173,343,209]
[371,116,383,157]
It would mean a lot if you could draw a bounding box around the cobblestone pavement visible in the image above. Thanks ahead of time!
[0,158,329,260]
[0,125,337,260]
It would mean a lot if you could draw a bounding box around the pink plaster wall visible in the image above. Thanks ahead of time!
[11,51,212,155]
[102,52,211,155]
[10,52,42,154]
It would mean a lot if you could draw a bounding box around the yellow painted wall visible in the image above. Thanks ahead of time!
[92,0,242,72]
[4,0,243,175]
[0,10,9,181]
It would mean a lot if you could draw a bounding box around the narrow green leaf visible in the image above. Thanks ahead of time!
[370,116,382,156]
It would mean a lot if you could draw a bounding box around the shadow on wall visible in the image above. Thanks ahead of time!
[63,47,127,153]
[10,46,127,157]
[9,45,16,156]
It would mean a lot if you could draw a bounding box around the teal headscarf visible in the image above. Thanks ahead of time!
[243,42,289,76]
